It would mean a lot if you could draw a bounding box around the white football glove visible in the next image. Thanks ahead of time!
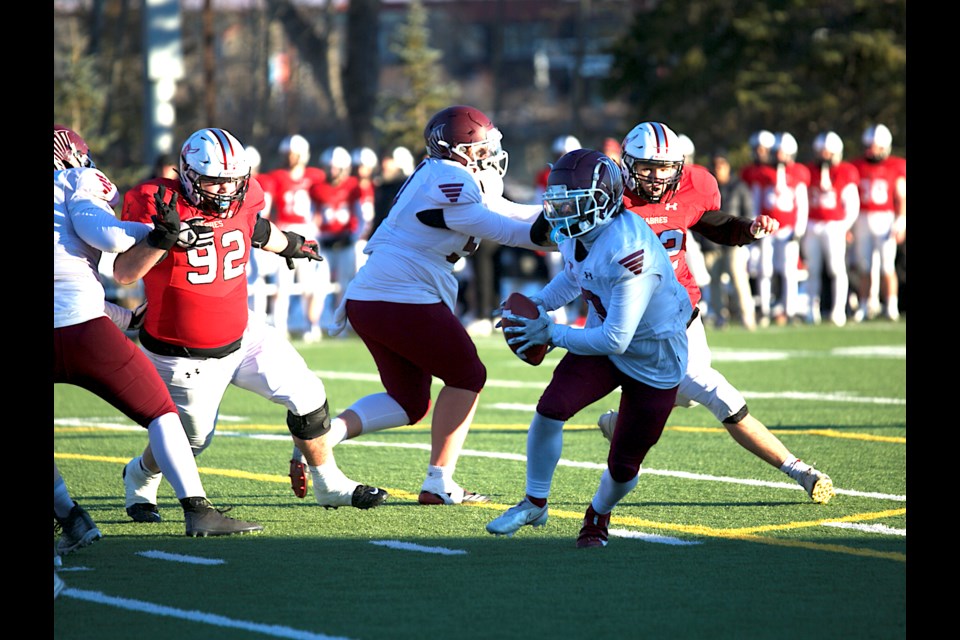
[503,304,554,356]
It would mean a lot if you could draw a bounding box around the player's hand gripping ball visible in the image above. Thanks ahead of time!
[500,292,550,366]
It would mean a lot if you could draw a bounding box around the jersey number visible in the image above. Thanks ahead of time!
[185,229,247,284]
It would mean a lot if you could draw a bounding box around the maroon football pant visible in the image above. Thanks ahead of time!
[346,300,487,423]
[536,353,678,483]
[54,316,177,427]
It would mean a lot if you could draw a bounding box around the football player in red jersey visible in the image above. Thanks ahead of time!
[54,124,261,538]
[117,127,387,518]
[265,134,329,340]
[850,124,906,321]
[803,132,860,326]
[754,132,811,325]
[596,121,835,504]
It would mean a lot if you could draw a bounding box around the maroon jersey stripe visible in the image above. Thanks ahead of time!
[439,183,464,202]
[619,249,645,275]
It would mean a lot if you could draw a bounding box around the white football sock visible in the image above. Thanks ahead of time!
[525,412,565,499]
[147,413,204,500]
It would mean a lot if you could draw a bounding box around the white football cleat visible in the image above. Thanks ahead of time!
[597,410,617,442]
[486,498,549,536]
[418,476,488,505]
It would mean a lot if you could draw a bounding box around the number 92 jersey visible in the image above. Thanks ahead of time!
[121,177,266,350]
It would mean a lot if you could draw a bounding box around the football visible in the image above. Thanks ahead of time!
[500,292,549,366]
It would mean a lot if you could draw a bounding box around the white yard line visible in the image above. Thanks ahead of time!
[61,588,353,640]
[369,540,467,555]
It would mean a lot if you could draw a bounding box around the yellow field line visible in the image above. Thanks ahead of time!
[54,453,905,562]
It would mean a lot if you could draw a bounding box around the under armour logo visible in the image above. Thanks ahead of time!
[185,368,200,378]
[583,271,594,280]
[665,203,678,210]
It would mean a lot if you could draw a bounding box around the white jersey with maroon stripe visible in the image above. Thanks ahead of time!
[538,210,691,388]
[345,157,541,311]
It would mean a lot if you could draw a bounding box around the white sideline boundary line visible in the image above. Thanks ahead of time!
[821,522,906,536]
[608,529,703,545]
[61,588,353,640]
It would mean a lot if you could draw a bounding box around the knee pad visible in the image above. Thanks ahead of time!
[287,401,331,440]
[722,404,749,425]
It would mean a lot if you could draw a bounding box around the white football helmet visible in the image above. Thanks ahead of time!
[351,147,378,170]
[179,128,250,219]
[749,129,776,163]
[279,134,310,167]
[773,132,798,162]
[392,146,416,176]
[424,105,509,177]
[245,145,262,172]
[619,121,684,203]
[862,124,893,161]
[677,133,696,164]
[551,135,582,157]
[543,149,624,241]
[813,131,843,165]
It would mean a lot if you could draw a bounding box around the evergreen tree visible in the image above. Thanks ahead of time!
[374,0,459,154]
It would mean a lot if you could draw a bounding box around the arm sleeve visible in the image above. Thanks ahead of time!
[103,300,133,330]
[251,215,272,247]
[442,201,544,250]
[794,183,808,237]
[841,183,860,232]
[535,268,582,312]
[71,200,151,254]
[549,271,660,356]
[690,209,756,246]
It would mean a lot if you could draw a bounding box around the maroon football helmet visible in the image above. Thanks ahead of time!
[423,105,508,176]
[54,124,94,171]
[542,149,624,241]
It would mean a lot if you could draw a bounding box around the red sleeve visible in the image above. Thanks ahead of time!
[121,177,178,224]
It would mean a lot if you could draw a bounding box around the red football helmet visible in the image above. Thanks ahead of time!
[54,124,94,171]
[423,105,508,176]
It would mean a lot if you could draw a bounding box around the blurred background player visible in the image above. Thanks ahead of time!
[598,121,833,503]
[755,132,810,325]
[311,146,363,338]
[372,146,415,237]
[265,134,327,339]
[677,133,714,322]
[850,123,906,322]
[803,131,860,326]
[245,144,281,325]
[709,148,757,330]
[351,146,379,271]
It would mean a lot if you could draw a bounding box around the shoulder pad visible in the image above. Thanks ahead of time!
[74,168,120,208]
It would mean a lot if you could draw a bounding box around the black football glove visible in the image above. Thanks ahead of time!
[147,185,182,250]
[279,230,323,270]
[176,217,214,249]
[128,301,148,331]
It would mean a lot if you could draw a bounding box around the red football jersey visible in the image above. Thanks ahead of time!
[805,161,860,222]
[850,155,907,215]
[757,162,810,229]
[266,166,327,229]
[310,175,362,236]
[623,163,721,307]
[121,177,265,349]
